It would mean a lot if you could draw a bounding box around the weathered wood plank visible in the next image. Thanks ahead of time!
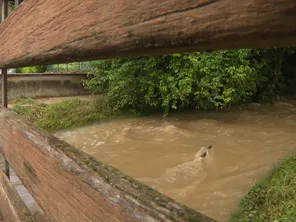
[0,169,34,222]
[0,0,296,68]
[0,107,216,222]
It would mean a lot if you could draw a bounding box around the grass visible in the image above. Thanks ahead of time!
[231,156,296,222]
[12,98,128,132]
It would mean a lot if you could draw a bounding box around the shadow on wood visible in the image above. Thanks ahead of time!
[0,107,216,222]
[0,169,34,222]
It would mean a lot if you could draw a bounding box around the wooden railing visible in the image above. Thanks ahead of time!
[0,0,295,68]
[0,107,215,222]
[0,0,296,221]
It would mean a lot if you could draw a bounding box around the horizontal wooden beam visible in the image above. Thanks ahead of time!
[0,169,34,222]
[0,0,296,68]
[0,107,216,222]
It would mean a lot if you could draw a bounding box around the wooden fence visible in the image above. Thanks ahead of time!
[0,0,295,221]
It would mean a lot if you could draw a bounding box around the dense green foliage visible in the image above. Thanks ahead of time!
[17,65,47,73]
[84,48,296,114]
[232,156,296,221]
[12,98,126,132]
[17,62,90,73]
[251,48,296,102]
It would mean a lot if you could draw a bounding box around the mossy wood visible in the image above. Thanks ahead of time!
[0,107,216,222]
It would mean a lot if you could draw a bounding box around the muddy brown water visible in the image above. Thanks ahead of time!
[2,101,296,221]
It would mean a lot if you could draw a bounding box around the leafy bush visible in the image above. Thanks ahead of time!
[250,47,296,102]
[18,66,47,73]
[84,50,260,114]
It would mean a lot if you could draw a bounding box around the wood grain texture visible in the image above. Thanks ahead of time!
[0,169,34,222]
[0,107,216,222]
[0,0,296,68]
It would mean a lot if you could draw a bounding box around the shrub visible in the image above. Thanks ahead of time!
[17,66,47,73]
[84,50,260,114]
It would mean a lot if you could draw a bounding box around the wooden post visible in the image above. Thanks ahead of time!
[15,0,22,8]
[1,69,9,179]
[1,0,8,22]
[1,68,7,108]
[1,0,10,180]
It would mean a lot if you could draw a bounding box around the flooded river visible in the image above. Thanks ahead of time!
[56,101,296,221]
[3,101,296,221]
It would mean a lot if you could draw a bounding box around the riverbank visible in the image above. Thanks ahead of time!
[231,156,296,221]
[11,97,128,132]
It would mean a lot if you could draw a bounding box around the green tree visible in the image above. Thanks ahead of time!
[17,65,47,73]
[84,49,261,114]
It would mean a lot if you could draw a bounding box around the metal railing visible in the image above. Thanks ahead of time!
[46,62,91,72]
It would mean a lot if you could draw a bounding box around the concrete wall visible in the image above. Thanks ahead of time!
[0,73,88,101]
